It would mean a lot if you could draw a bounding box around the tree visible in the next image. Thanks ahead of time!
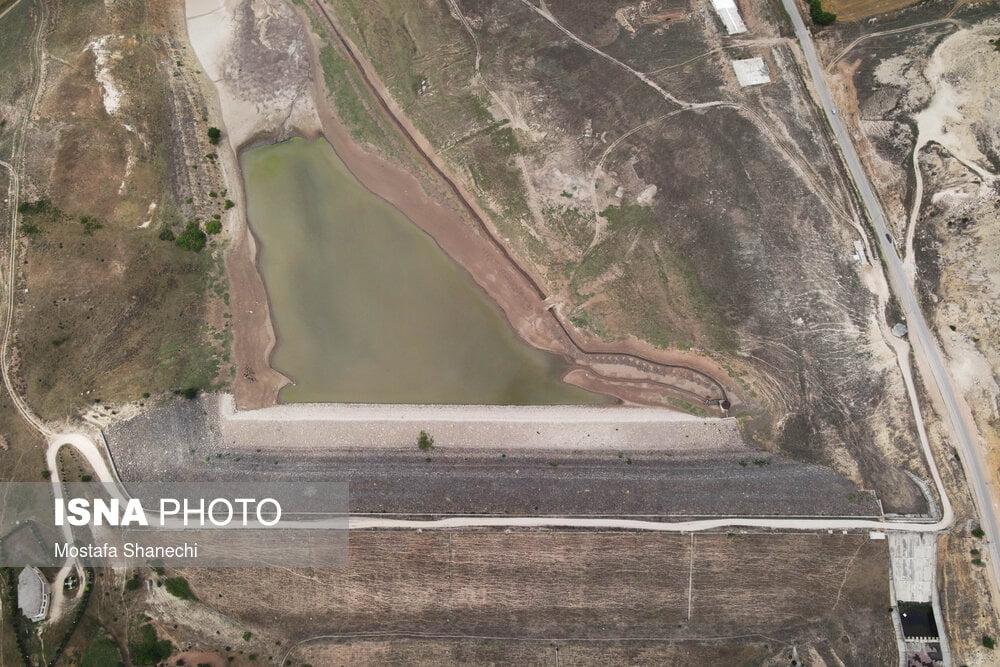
[163,576,197,601]
[129,625,173,665]
[417,430,434,451]
[973,527,986,538]
[984,635,996,650]
[175,221,206,252]
[207,127,222,145]
[205,220,222,235]
[809,0,836,26]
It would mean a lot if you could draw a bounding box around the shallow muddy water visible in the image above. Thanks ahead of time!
[242,137,601,404]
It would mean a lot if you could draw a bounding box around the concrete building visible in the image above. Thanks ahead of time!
[731,57,770,86]
[853,239,869,265]
[710,0,747,35]
[17,566,49,622]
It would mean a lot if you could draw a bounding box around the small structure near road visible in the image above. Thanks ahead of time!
[731,57,770,87]
[710,0,748,34]
[892,323,909,338]
[853,239,868,265]
[17,566,49,623]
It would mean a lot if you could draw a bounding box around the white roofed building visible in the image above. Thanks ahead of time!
[710,0,748,35]
[17,567,49,623]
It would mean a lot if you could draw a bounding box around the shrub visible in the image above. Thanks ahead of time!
[224,199,235,210]
[984,635,995,650]
[129,625,173,664]
[125,577,142,591]
[163,576,197,601]
[205,220,222,235]
[973,527,986,538]
[175,221,206,252]
[17,198,54,215]
[81,636,122,667]
[417,430,434,451]
[158,227,175,241]
[79,216,102,235]
[207,127,222,145]
[175,387,199,400]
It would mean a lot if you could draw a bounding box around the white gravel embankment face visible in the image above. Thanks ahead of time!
[217,395,746,452]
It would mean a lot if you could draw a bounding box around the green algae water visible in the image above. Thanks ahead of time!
[241,137,601,404]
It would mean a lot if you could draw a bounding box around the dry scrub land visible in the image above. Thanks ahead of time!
[0,1,232,659]
[10,0,232,421]
[824,0,1000,491]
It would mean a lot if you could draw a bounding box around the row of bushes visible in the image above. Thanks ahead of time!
[1,567,31,665]
[159,219,222,252]
[47,567,96,666]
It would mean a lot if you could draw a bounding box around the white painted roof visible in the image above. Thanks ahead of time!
[710,0,748,35]
[17,567,48,622]
[731,57,771,87]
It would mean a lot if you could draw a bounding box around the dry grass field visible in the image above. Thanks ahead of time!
[11,0,230,420]
[823,0,920,21]
[171,531,896,664]
[292,639,775,664]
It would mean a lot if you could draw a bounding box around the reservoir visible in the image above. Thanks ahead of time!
[241,137,601,405]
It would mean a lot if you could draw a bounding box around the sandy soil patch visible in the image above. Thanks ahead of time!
[184,0,320,149]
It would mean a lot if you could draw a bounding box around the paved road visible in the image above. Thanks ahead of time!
[781,0,1000,595]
